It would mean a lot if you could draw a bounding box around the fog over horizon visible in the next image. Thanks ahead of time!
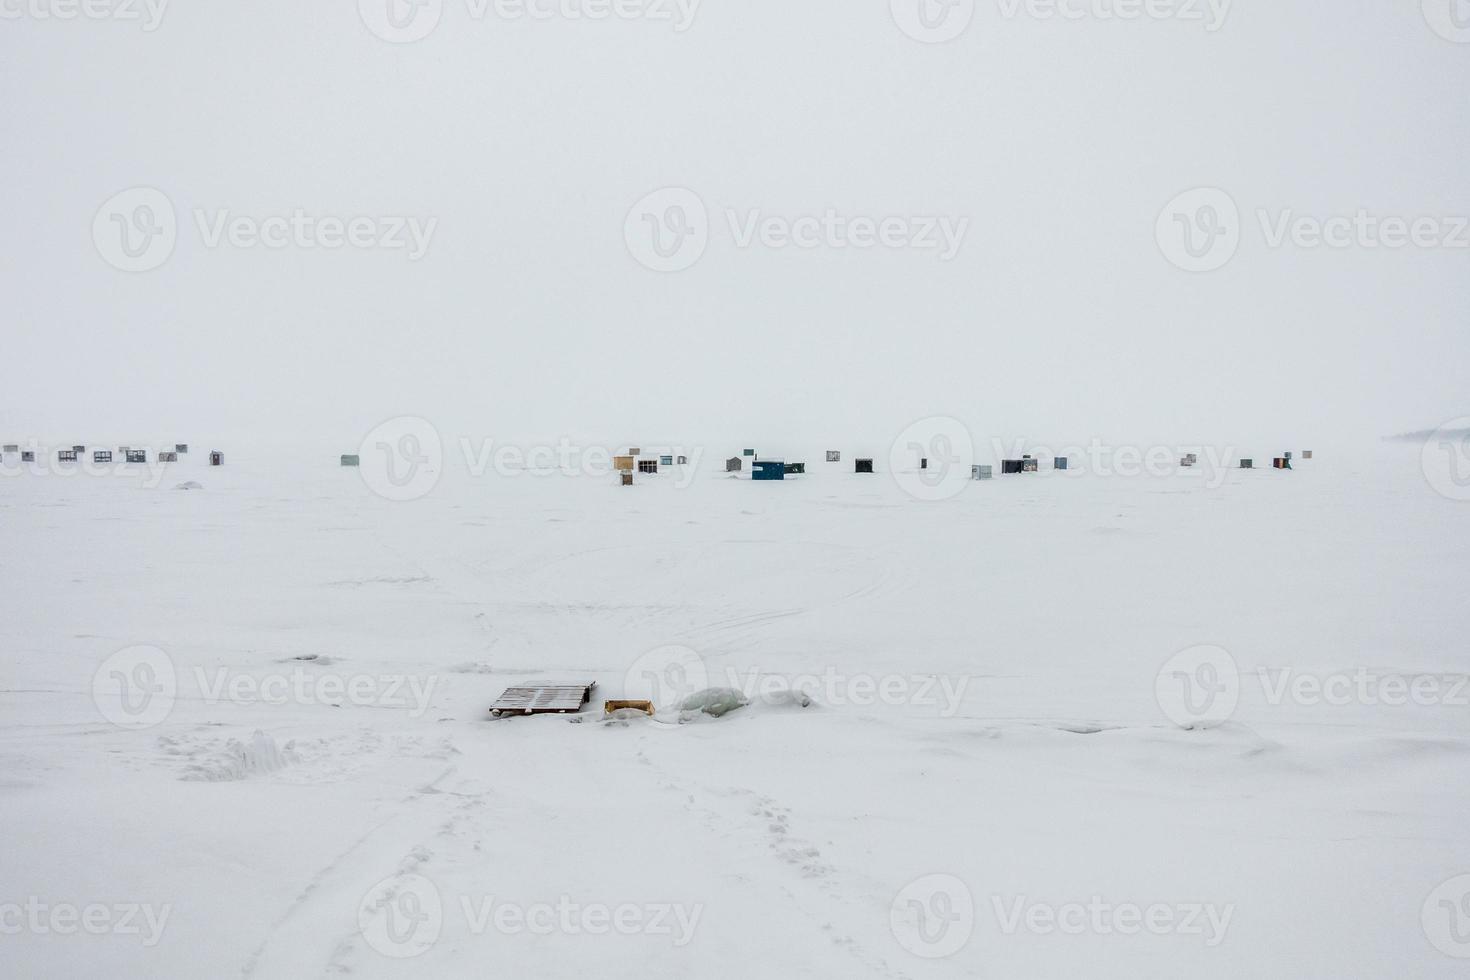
[3,1,1467,450]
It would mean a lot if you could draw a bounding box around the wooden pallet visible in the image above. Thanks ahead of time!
[489,683,595,717]
[604,699,654,716]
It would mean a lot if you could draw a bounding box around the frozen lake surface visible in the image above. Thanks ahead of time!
[2,443,1468,978]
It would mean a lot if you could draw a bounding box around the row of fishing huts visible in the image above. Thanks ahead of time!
[3,444,224,465]
[716,449,1314,481]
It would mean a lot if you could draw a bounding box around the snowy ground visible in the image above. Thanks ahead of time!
[2,441,1468,978]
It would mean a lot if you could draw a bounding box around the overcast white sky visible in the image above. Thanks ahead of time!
[1,0,1466,450]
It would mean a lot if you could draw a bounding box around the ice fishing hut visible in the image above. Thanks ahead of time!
[1272,457,1290,470]
[20,451,34,462]
[628,447,641,456]
[725,456,742,472]
[614,455,635,472]
[209,452,224,466]
[1240,459,1254,469]
[826,451,840,462]
[1303,450,1313,460]
[743,449,755,457]
[855,458,874,473]
[753,460,785,481]
[783,462,805,475]
[125,450,146,463]
[620,472,634,486]
[972,465,993,480]
[58,450,78,463]
[638,459,658,474]
[176,444,189,454]
[677,455,688,465]
[1054,457,1069,471]
[94,450,113,463]
[341,454,360,466]
[2,444,17,454]
[71,445,84,453]
[659,454,674,467]
[158,451,178,463]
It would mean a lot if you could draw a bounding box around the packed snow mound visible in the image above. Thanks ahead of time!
[761,688,815,710]
[677,687,750,720]
[178,731,296,782]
